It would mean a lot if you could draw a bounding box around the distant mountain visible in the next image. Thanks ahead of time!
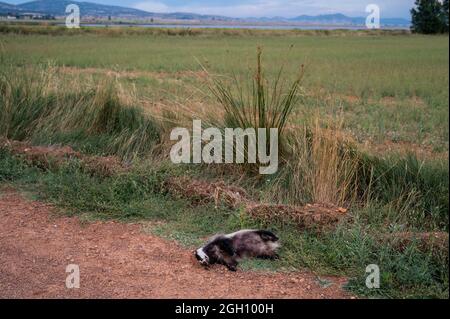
[0,1,46,15]
[0,1,17,10]
[5,0,233,20]
[0,1,23,14]
[291,13,353,23]
[1,0,410,26]
[155,12,233,21]
[15,0,152,18]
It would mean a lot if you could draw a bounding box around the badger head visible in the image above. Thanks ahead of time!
[194,236,235,267]
[194,247,210,266]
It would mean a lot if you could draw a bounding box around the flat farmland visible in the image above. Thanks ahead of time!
[1,32,448,152]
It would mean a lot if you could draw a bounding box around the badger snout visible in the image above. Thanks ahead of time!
[194,248,209,266]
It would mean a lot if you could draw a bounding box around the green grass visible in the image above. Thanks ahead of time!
[1,32,446,94]
[358,154,449,230]
[0,148,447,298]
[1,30,447,149]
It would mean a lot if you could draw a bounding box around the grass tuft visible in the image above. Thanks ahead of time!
[208,47,304,133]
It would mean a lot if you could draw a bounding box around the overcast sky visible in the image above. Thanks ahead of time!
[8,0,416,19]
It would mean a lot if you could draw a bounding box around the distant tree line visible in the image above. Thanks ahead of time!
[411,0,449,34]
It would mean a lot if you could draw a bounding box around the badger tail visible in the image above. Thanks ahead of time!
[256,230,279,242]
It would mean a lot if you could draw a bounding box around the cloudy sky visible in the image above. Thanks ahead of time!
[9,0,416,18]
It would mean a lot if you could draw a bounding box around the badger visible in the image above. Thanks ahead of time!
[194,229,280,271]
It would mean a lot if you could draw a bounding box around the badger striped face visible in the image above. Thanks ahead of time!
[195,247,209,265]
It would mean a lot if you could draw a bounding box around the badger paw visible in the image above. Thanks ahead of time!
[226,264,238,272]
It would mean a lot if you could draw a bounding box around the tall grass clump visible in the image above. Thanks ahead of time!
[208,47,304,134]
[268,119,360,206]
[0,64,160,160]
[203,47,304,174]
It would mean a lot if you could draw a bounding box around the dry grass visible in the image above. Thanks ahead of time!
[270,117,360,206]
[0,64,160,161]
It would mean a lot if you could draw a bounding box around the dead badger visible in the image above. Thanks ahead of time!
[194,229,280,271]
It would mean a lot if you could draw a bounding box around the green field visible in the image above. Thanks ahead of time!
[1,30,448,151]
[0,26,449,298]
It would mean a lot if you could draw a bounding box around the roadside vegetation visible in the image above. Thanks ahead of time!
[0,29,448,298]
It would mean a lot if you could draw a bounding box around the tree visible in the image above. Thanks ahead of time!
[411,0,446,34]
[441,0,449,32]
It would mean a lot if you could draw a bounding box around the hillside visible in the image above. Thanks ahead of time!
[1,0,410,25]
[17,0,152,18]
[0,1,23,14]
[13,0,231,20]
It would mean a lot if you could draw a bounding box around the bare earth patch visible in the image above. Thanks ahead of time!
[2,139,127,177]
[0,189,352,299]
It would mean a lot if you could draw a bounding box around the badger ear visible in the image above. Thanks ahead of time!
[216,237,235,256]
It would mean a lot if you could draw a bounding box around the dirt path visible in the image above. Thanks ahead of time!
[0,188,351,299]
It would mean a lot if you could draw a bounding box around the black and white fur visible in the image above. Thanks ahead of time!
[194,229,280,271]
